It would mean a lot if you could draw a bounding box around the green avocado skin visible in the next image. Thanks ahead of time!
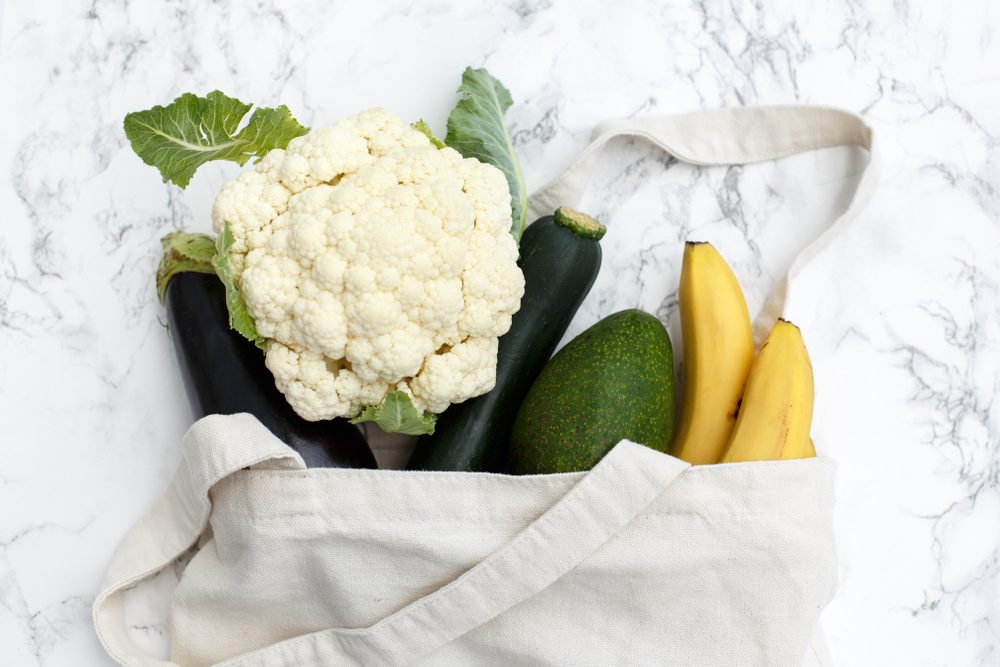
[509,309,675,474]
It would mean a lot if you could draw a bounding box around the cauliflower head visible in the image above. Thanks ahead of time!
[212,108,524,421]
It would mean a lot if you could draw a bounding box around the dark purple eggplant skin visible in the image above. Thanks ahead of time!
[164,271,377,469]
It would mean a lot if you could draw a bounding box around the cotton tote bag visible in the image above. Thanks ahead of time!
[93,105,877,667]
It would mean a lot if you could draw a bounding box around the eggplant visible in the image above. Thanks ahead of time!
[164,271,377,468]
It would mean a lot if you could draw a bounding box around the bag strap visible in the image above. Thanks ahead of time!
[92,414,306,667]
[528,105,876,220]
[217,441,688,667]
[526,105,878,334]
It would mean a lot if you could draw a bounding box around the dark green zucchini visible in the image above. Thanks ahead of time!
[407,208,605,472]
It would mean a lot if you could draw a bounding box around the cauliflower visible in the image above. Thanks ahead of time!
[211,108,524,421]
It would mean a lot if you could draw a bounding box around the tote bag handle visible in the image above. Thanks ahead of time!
[528,106,877,336]
[528,105,876,270]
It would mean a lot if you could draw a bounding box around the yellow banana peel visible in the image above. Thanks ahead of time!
[670,242,754,465]
[720,319,814,463]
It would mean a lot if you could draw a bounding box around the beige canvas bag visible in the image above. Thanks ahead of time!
[93,105,877,667]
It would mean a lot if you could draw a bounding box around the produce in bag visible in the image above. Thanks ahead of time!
[666,241,818,465]
[509,309,676,474]
[720,318,815,462]
[669,241,754,465]
[164,271,376,468]
[124,68,531,441]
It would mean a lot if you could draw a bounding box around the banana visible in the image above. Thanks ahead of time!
[720,319,814,463]
[781,438,817,460]
[670,242,754,465]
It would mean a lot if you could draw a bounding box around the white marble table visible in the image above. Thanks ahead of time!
[2,1,997,665]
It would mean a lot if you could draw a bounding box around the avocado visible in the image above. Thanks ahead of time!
[509,309,675,474]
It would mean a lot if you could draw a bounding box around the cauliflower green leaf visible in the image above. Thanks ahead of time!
[124,91,309,189]
[351,391,437,436]
[211,222,267,350]
[444,67,527,243]
[411,119,446,148]
[155,225,267,349]
[156,232,217,303]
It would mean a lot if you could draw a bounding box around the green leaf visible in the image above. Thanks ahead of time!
[156,232,217,303]
[444,67,527,243]
[412,119,446,148]
[211,221,268,350]
[351,391,437,435]
[124,90,309,189]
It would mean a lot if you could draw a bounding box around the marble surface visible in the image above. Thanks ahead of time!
[1,0,998,665]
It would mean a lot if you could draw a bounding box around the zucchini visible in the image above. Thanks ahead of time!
[407,208,605,471]
[165,272,377,469]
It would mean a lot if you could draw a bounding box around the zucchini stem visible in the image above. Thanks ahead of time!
[554,207,607,241]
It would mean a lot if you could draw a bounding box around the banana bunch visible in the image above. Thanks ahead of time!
[669,242,816,464]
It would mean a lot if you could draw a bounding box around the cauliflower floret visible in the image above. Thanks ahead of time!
[211,168,292,279]
[213,108,524,421]
[264,344,390,421]
[403,337,500,414]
